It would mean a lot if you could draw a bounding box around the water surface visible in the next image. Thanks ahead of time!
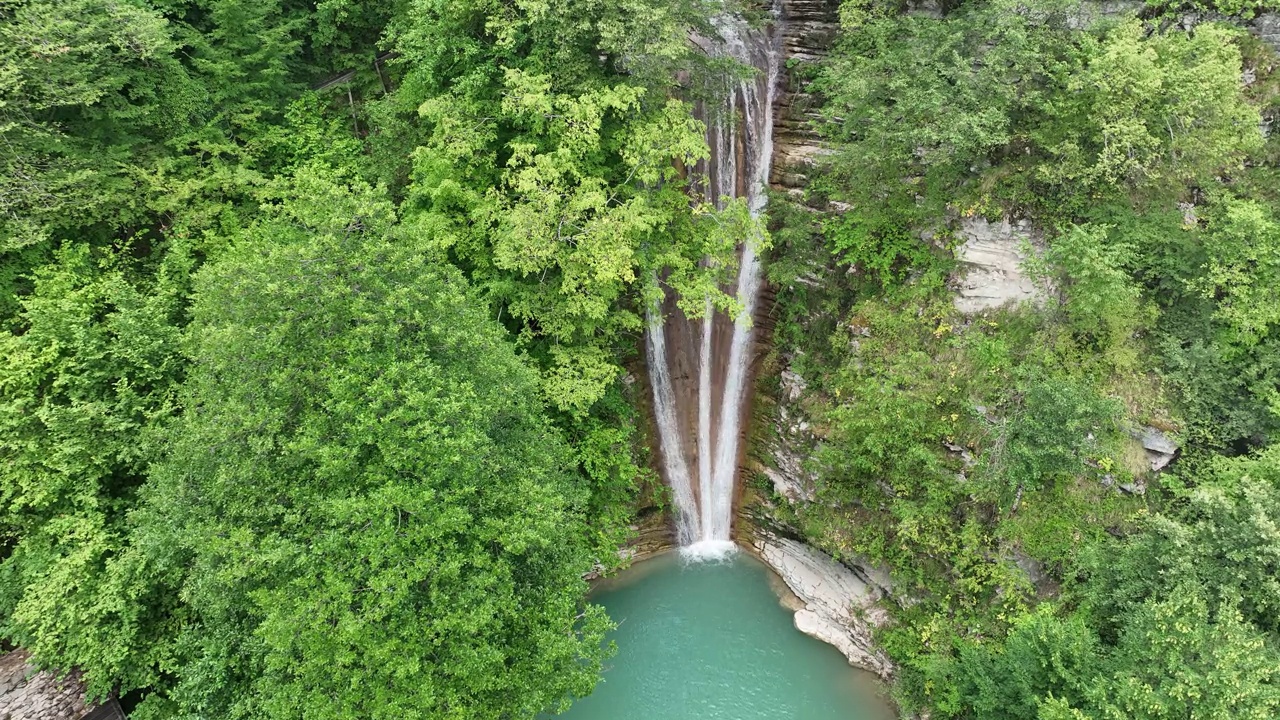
[558,551,884,720]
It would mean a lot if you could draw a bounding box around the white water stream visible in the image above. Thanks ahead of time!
[647,6,781,559]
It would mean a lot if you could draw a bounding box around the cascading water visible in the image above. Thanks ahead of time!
[645,304,700,546]
[646,5,781,559]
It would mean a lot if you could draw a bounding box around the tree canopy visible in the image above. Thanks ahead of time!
[130,172,610,719]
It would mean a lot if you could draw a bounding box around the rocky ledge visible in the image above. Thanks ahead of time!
[746,528,895,678]
[0,649,124,720]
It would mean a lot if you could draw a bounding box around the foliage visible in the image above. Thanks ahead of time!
[1,0,730,711]
[0,0,182,251]
[955,587,1280,720]
[0,240,190,694]
[981,371,1121,503]
[1192,195,1280,345]
[130,173,609,719]
[376,0,754,414]
[815,0,1085,219]
[1084,447,1280,636]
[775,273,1148,712]
[949,448,1280,720]
[1144,0,1277,19]
[1044,224,1149,365]
[5,0,1280,717]
[1035,21,1261,199]
[816,4,1262,221]
[797,2,1280,716]
[824,211,949,288]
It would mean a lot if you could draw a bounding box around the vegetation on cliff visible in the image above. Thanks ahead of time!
[759,0,1280,718]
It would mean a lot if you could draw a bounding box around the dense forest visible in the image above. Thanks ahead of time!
[2,0,1279,718]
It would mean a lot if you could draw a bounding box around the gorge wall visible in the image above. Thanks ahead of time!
[744,0,905,676]
[770,0,840,195]
[741,0,1280,678]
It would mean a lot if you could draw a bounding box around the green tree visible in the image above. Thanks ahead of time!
[1046,224,1149,365]
[1098,587,1280,720]
[955,589,1280,720]
[0,239,191,694]
[131,171,609,719]
[815,0,1083,219]
[0,0,183,250]
[375,0,751,414]
[982,372,1121,503]
[1193,196,1280,345]
[955,605,1099,720]
[1037,21,1262,198]
[817,5,1261,219]
[1086,446,1280,636]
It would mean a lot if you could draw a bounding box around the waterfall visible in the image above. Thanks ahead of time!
[646,5,781,559]
[645,303,700,546]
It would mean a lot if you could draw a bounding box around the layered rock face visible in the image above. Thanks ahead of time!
[762,369,819,503]
[745,354,896,676]
[746,0,898,678]
[950,217,1052,314]
[0,650,124,720]
[746,529,895,677]
[770,0,840,193]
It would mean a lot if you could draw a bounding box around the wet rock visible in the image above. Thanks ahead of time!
[584,512,675,579]
[1064,0,1144,29]
[1179,202,1198,227]
[1136,426,1177,456]
[749,532,895,678]
[764,455,817,503]
[780,368,807,402]
[907,0,944,18]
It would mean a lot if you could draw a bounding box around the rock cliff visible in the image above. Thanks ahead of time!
[770,0,840,193]
[0,650,124,720]
[950,217,1052,315]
